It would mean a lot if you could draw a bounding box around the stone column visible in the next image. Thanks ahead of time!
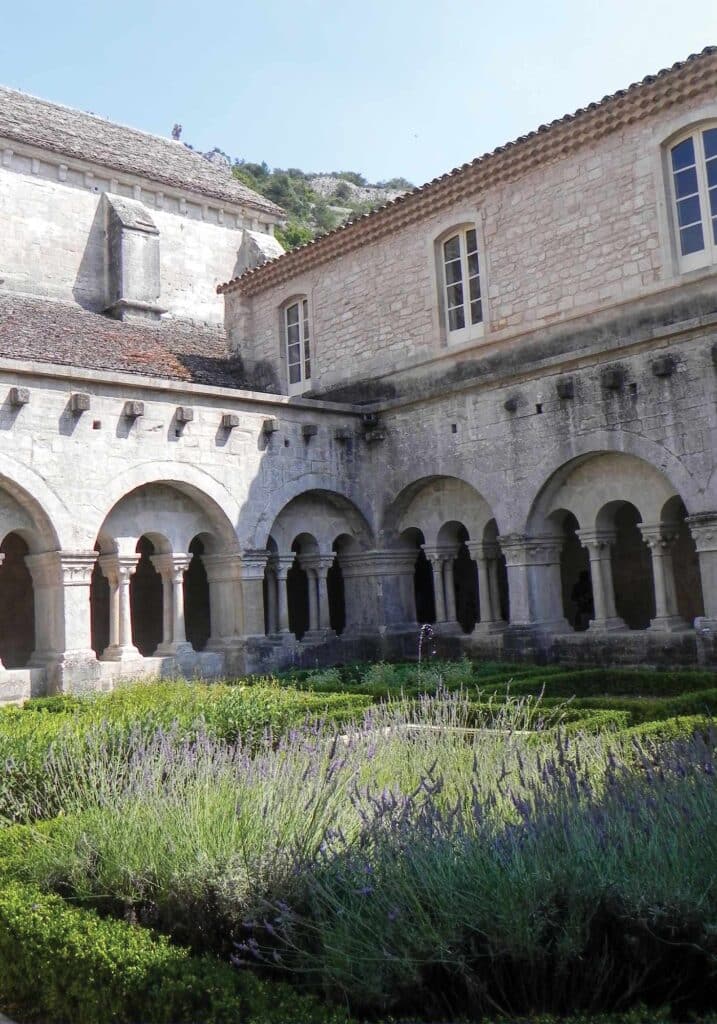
[299,554,336,635]
[639,523,689,632]
[443,558,458,622]
[686,513,717,629]
[98,554,141,660]
[468,541,506,634]
[576,530,626,632]
[273,554,296,636]
[239,550,271,637]
[423,547,448,624]
[265,564,279,635]
[202,553,243,648]
[150,553,192,653]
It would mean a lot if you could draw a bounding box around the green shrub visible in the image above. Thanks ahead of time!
[502,668,717,699]
[620,714,715,745]
[0,881,347,1024]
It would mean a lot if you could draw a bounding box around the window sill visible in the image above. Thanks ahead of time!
[445,322,485,348]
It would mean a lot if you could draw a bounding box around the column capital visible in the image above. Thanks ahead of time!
[686,513,717,553]
[576,528,617,553]
[25,550,63,587]
[273,554,298,580]
[422,545,456,566]
[467,540,499,562]
[498,534,562,566]
[150,553,191,580]
[639,522,679,551]
[240,549,271,580]
[299,553,335,577]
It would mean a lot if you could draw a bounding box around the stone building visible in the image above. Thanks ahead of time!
[1,49,717,701]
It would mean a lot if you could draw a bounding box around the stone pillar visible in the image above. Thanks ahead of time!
[265,565,279,635]
[497,534,532,626]
[443,558,458,622]
[240,550,271,637]
[686,513,717,629]
[576,530,626,632]
[338,550,418,633]
[468,541,506,634]
[497,534,569,632]
[202,553,243,647]
[273,554,296,636]
[640,523,689,632]
[423,547,448,625]
[150,553,192,653]
[98,554,141,660]
[26,551,103,693]
[299,554,336,636]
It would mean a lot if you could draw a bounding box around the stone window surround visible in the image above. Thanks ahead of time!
[429,208,488,349]
[654,101,717,279]
[0,136,276,234]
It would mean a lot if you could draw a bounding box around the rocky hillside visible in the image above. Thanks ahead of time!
[200,148,412,249]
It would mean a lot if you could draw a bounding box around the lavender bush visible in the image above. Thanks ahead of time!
[3,691,715,1019]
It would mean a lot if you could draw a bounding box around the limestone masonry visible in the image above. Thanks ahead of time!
[1,50,717,699]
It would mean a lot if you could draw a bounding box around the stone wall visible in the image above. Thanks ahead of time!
[0,145,264,326]
[227,92,717,395]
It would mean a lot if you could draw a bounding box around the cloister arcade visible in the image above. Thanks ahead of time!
[0,452,716,692]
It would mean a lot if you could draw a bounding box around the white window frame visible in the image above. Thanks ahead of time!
[435,223,485,347]
[667,123,717,273]
[282,297,312,395]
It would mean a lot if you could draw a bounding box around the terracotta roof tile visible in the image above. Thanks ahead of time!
[0,86,283,219]
[219,46,717,296]
[0,292,256,390]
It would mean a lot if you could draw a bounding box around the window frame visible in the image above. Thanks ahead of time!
[433,221,486,347]
[666,123,717,273]
[281,295,312,395]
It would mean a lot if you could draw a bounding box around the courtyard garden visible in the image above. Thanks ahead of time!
[0,658,716,1023]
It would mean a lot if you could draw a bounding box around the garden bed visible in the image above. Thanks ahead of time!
[0,663,715,1023]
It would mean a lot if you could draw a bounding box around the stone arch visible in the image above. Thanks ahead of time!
[0,467,63,553]
[93,462,241,553]
[247,474,376,550]
[267,490,373,554]
[96,481,238,558]
[388,475,496,548]
[513,431,704,535]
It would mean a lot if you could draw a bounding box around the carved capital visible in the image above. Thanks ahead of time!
[639,523,679,552]
[576,529,617,556]
[338,550,417,578]
[240,549,271,580]
[202,553,242,584]
[299,553,335,579]
[686,513,717,553]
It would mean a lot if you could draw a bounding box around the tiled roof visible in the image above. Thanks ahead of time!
[220,45,717,296]
[0,292,254,390]
[0,86,283,219]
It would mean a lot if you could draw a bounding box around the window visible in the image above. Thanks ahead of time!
[669,126,717,271]
[284,298,311,393]
[440,227,483,338]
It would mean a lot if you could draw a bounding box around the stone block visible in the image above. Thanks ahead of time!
[70,392,90,413]
[8,386,29,407]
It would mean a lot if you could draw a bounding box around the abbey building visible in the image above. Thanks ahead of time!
[1,48,717,700]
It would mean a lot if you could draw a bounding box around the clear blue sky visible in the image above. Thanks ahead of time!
[2,1,716,186]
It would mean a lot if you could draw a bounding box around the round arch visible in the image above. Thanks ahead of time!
[264,488,374,554]
[386,475,496,548]
[0,459,66,552]
[93,461,241,553]
[245,474,376,550]
[513,431,704,534]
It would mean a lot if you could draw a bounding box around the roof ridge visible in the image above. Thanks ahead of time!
[0,83,192,154]
[219,44,717,295]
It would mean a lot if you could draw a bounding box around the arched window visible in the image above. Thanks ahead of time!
[668,125,717,272]
[282,297,311,394]
[436,225,484,345]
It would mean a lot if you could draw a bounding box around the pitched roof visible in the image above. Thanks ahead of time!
[0,292,256,390]
[219,45,717,296]
[0,85,283,219]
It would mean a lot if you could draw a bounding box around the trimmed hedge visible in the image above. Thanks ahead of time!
[0,881,348,1024]
[492,668,717,699]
